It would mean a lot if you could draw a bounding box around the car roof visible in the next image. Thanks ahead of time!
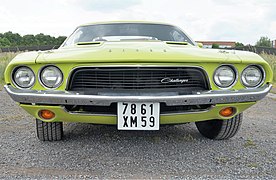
[79,21,175,27]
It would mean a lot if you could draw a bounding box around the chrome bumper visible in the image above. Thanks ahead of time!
[4,84,272,106]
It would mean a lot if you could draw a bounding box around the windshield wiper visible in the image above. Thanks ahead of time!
[76,42,101,45]
[165,41,189,45]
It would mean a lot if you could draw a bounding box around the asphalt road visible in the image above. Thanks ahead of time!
[0,89,275,179]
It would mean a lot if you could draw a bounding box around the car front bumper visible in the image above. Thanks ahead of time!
[4,84,272,106]
[19,102,256,124]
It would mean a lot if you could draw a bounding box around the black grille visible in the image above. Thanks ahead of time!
[68,67,209,93]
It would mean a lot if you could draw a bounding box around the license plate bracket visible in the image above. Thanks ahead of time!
[117,102,160,130]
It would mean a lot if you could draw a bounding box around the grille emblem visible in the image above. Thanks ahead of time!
[161,77,189,84]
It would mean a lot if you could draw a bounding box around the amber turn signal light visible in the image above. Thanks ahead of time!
[219,107,235,117]
[39,110,55,120]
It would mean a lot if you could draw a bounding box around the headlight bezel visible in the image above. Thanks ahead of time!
[39,65,63,89]
[12,66,36,89]
[241,65,265,88]
[213,65,238,89]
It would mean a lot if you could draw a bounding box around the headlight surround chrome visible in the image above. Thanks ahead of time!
[40,66,63,88]
[241,65,264,88]
[12,66,35,88]
[214,65,237,88]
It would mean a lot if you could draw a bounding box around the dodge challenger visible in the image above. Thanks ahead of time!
[4,21,273,141]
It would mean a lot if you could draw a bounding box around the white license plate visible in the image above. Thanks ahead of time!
[117,102,160,130]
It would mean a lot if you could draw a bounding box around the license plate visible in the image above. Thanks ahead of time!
[117,102,160,130]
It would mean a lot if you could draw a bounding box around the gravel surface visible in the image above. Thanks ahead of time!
[0,89,275,179]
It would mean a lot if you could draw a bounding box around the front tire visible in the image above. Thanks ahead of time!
[36,119,63,141]
[195,113,242,140]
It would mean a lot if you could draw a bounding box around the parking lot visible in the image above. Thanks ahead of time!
[0,89,275,179]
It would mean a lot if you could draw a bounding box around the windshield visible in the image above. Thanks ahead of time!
[63,23,195,47]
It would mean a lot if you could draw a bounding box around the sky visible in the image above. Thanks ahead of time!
[0,0,275,45]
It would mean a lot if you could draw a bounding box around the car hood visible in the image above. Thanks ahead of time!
[36,41,243,64]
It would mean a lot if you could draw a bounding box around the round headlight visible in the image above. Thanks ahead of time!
[241,65,263,88]
[214,65,236,88]
[13,66,35,88]
[40,66,63,88]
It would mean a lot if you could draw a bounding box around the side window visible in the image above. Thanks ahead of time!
[170,30,185,42]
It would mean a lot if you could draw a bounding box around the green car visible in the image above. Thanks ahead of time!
[4,21,273,141]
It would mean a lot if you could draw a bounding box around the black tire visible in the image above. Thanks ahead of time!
[36,119,63,141]
[195,113,242,140]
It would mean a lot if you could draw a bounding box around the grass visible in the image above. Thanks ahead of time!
[260,53,276,83]
[260,53,276,93]
[247,162,259,169]
[214,156,230,164]
[0,52,18,88]
[244,139,256,148]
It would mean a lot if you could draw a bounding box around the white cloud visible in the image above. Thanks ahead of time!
[75,0,141,12]
[0,0,275,44]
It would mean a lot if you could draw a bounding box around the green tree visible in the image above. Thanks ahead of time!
[35,33,48,45]
[235,42,244,47]
[35,33,57,46]
[0,31,66,47]
[0,37,11,47]
[55,36,67,46]
[212,43,219,49]
[3,31,22,46]
[22,35,38,46]
[256,36,272,47]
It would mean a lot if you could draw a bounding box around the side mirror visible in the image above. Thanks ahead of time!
[197,43,203,48]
